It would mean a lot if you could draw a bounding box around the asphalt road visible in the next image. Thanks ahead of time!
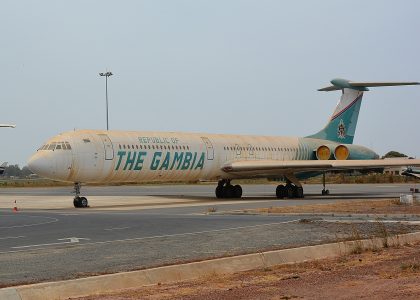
[0,183,416,197]
[0,183,419,286]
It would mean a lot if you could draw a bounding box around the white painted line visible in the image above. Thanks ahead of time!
[12,237,90,249]
[59,214,80,216]
[376,185,398,188]
[3,220,299,254]
[0,216,58,229]
[0,236,25,240]
[104,227,131,231]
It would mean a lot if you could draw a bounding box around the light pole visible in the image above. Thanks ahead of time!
[99,71,113,130]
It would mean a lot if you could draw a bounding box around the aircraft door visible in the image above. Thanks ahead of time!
[201,137,214,160]
[98,134,114,160]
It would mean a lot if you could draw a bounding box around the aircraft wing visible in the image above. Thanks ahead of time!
[401,168,420,179]
[221,159,420,176]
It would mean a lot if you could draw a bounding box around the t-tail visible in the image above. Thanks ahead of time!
[307,78,419,144]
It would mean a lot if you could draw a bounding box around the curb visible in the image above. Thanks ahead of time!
[2,231,420,300]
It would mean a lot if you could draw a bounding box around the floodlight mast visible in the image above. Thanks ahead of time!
[99,71,113,130]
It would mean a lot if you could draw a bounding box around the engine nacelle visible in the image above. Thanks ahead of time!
[316,144,349,160]
[316,145,333,160]
[334,145,350,160]
[315,144,378,161]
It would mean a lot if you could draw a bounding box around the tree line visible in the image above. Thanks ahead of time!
[2,165,33,178]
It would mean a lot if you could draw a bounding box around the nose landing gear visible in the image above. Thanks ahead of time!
[73,182,89,208]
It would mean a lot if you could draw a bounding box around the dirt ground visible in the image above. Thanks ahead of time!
[75,242,420,300]
[254,199,420,215]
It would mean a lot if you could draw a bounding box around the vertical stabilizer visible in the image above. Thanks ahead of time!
[307,88,363,144]
[307,78,419,144]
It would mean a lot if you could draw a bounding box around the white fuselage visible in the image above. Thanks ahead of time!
[28,129,325,183]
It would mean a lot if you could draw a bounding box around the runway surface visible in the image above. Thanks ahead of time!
[0,183,419,286]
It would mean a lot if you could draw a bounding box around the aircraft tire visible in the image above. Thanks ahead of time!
[233,185,242,198]
[215,186,224,198]
[276,185,285,198]
[296,187,304,198]
[80,197,88,208]
[225,185,234,198]
[286,185,295,199]
[73,197,81,208]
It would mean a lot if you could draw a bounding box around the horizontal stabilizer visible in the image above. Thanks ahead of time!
[318,78,419,92]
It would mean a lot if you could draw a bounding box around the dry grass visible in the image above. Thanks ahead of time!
[75,242,420,300]
[255,199,420,215]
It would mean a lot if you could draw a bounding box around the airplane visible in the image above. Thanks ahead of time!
[402,167,420,179]
[0,162,7,176]
[0,124,16,128]
[28,78,420,208]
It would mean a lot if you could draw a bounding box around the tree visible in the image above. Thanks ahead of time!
[382,151,408,159]
[3,165,33,178]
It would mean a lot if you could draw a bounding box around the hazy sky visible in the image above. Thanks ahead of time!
[1,0,419,166]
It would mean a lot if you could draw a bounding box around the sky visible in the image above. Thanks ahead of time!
[1,0,419,166]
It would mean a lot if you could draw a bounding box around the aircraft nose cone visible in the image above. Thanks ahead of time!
[28,153,51,177]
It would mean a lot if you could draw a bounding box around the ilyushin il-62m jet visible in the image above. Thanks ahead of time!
[28,79,420,208]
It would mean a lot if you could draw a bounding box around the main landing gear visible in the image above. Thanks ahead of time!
[73,182,89,208]
[275,183,304,199]
[275,174,304,199]
[215,179,243,199]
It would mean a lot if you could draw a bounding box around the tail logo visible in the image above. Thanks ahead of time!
[337,119,346,139]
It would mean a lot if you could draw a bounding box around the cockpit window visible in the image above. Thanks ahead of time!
[65,142,71,150]
[48,143,56,150]
[56,144,62,150]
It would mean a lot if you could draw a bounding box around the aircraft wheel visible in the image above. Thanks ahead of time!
[321,189,330,195]
[233,185,242,198]
[215,185,224,198]
[296,187,304,198]
[80,197,88,208]
[286,185,295,199]
[224,185,234,198]
[276,185,285,198]
[73,197,81,208]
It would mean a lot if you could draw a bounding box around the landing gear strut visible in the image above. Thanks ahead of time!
[73,182,89,208]
[215,179,242,199]
[321,172,330,195]
[276,174,304,199]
